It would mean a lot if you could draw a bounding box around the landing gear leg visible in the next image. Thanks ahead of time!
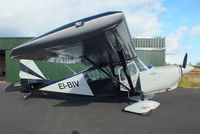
[140,93,145,101]
[23,94,30,100]
[22,84,35,100]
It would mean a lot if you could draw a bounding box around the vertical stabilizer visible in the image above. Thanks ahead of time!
[19,59,46,80]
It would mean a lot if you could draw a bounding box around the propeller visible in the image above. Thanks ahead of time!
[180,53,188,82]
[182,53,188,69]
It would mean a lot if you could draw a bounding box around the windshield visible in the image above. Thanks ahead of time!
[134,58,147,71]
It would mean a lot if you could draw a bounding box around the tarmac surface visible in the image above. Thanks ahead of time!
[0,81,200,134]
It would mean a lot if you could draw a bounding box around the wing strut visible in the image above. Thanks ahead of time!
[117,49,135,96]
[84,57,131,91]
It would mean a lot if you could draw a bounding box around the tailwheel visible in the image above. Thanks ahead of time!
[23,93,32,100]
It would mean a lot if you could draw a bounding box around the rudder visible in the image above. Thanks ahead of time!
[19,59,46,92]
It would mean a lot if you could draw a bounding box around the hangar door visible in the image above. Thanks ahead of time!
[0,50,5,80]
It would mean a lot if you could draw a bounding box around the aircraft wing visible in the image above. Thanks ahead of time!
[10,11,137,66]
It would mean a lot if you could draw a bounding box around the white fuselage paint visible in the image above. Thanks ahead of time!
[118,60,194,95]
[20,59,193,97]
[39,73,94,96]
[140,66,181,94]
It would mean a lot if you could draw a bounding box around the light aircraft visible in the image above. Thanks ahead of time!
[10,11,194,115]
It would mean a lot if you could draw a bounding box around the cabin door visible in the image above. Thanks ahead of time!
[118,62,139,92]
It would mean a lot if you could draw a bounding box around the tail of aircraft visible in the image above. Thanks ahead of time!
[19,59,46,92]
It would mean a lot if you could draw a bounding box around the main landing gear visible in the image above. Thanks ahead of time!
[23,90,48,100]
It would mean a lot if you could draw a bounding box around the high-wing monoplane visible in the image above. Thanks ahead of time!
[10,11,194,115]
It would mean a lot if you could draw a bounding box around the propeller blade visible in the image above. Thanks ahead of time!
[180,53,188,82]
[182,53,188,69]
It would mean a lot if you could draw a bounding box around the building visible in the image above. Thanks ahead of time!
[133,37,166,66]
[0,37,165,82]
[0,37,33,81]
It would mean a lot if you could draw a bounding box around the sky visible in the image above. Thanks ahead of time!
[0,0,199,65]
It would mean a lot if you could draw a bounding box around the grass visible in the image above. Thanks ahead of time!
[178,67,200,88]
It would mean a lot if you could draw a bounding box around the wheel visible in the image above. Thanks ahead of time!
[23,94,30,100]
[30,84,35,89]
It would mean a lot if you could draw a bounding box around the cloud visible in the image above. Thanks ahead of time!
[0,0,165,37]
[166,26,192,54]
[190,25,200,37]
[127,10,163,36]
[165,26,194,65]
[166,55,184,65]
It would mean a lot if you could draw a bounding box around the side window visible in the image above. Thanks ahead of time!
[84,67,110,81]
[128,63,137,75]
[120,69,126,81]
[119,63,137,81]
[132,64,137,74]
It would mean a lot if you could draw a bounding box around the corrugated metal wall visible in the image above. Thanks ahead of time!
[2,37,34,82]
[133,37,165,48]
[133,37,165,66]
[5,50,20,82]
[0,37,33,50]
[136,50,165,66]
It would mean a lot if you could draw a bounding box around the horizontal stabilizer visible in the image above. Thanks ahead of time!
[4,82,21,92]
[124,100,160,114]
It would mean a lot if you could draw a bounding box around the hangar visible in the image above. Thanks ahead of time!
[133,37,165,66]
[0,37,165,82]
